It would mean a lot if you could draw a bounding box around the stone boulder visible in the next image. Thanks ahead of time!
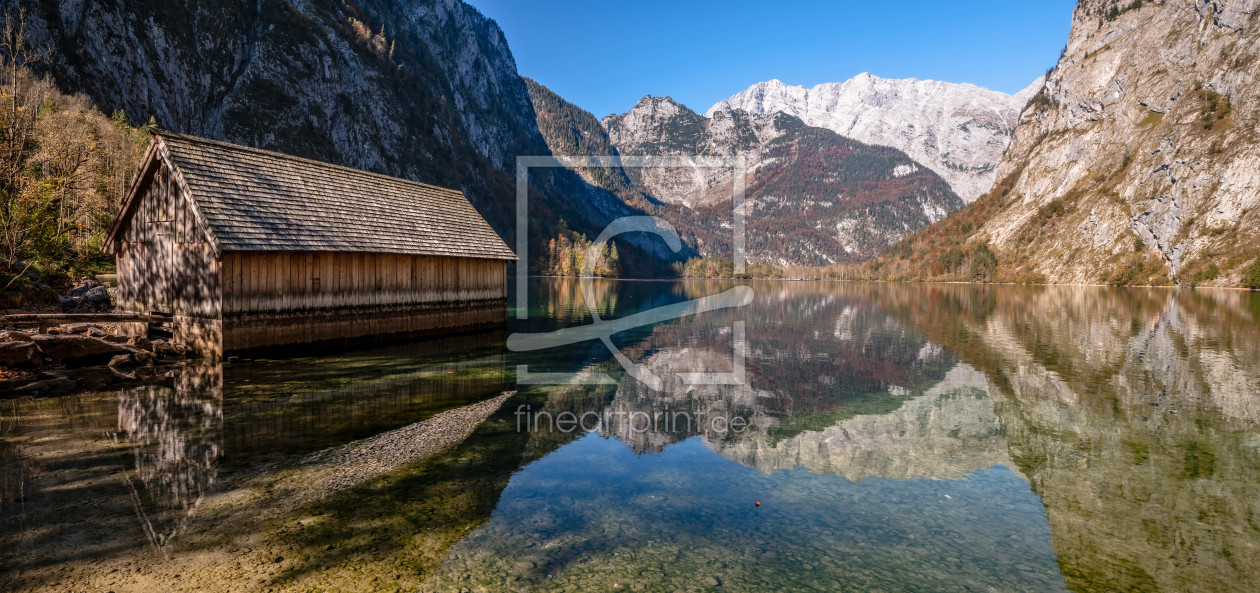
[59,280,114,313]
[150,339,188,357]
[0,340,41,368]
[50,323,112,337]
[58,323,99,334]
[106,350,157,379]
[0,331,34,342]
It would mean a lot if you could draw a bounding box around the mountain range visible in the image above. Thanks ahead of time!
[10,0,1010,272]
[710,75,1043,203]
[564,91,964,266]
[10,0,1257,285]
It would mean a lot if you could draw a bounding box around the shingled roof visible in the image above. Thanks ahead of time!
[107,131,517,260]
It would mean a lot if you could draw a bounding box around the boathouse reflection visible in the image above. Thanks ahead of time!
[115,363,223,558]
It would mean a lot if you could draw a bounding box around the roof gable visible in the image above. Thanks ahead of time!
[107,132,517,261]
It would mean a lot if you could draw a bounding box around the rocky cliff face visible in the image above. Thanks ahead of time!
[20,0,525,190]
[602,97,781,208]
[528,85,965,266]
[980,0,1260,285]
[9,0,644,266]
[710,75,1042,203]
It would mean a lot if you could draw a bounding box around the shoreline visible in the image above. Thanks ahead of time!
[524,274,1258,292]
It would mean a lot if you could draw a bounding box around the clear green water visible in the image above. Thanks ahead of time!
[3,279,1259,592]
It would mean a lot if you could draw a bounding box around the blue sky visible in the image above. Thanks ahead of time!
[465,0,1077,118]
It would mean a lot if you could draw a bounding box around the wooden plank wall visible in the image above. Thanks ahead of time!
[220,252,506,315]
[114,161,221,318]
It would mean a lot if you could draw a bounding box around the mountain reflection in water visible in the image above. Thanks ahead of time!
[2,280,1258,593]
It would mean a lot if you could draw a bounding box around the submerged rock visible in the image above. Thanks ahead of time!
[30,334,143,366]
[107,354,141,379]
[17,373,77,393]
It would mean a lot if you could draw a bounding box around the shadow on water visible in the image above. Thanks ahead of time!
[0,330,518,592]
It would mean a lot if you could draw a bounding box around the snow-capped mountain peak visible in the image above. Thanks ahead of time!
[708,74,1043,202]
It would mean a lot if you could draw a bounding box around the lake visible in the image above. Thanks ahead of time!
[3,279,1259,592]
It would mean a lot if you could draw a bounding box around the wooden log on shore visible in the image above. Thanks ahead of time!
[1,313,170,322]
[0,312,171,333]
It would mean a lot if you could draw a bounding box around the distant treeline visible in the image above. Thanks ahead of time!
[674,257,785,279]
[539,223,621,278]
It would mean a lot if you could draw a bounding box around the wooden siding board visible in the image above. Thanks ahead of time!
[214,252,505,315]
[114,162,224,318]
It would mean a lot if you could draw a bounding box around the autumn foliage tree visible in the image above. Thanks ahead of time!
[540,221,621,277]
[0,8,150,284]
[0,7,45,270]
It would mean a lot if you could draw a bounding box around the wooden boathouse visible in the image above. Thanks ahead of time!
[103,131,517,355]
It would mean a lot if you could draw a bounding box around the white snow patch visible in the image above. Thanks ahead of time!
[893,163,918,178]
